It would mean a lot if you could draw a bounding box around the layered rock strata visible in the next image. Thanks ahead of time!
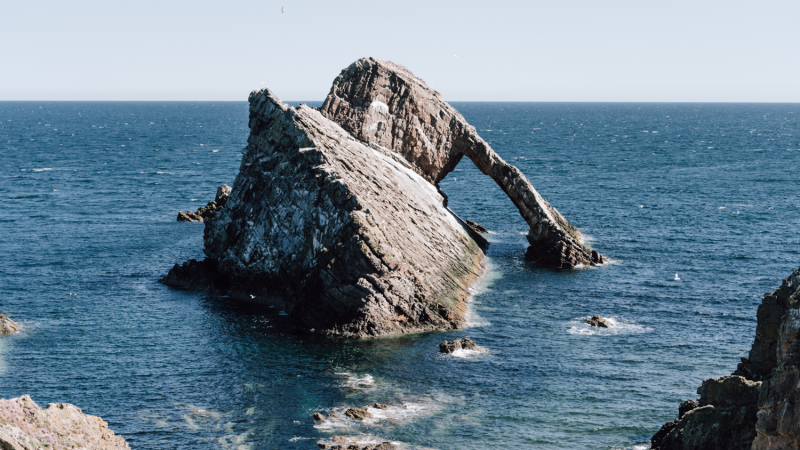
[162,88,485,337]
[176,184,231,222]
[320,57,603,268]
[652,266,800,450]
[0,395,129,450]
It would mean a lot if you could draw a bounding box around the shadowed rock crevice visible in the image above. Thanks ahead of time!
[321,57,604,268]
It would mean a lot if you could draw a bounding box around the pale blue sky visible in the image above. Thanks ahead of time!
[2,0,798,102]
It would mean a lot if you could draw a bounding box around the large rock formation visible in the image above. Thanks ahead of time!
[652,266,800,450]
[162,88,485,337]
[320,58,604,268]
[0,395,129,450]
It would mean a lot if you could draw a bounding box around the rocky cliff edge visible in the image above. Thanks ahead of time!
[652,266,800,450]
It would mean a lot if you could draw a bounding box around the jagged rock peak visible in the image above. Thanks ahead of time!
[162,87,485,337]
[321,57,604,268]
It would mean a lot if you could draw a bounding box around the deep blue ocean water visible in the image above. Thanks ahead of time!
[1,101,799,449]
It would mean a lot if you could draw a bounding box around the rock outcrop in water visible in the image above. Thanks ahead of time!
[320,58,604,268]
[162,57,606,337]
[0,313,20,335]
[652,266,800,450]
[439,337,479,353]
[586,315,610,328]
[0,395,129,450]
[176,184,231,222]
[162,87,485,337]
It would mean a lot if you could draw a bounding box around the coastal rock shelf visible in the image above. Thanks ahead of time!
[652,266,800,450]
[162,88,485,337]
[0,395,129,450]
[321,58,604,268]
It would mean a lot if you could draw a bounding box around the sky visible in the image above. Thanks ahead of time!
[1,0,799,102]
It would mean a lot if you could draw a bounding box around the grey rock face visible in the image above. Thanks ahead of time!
[0,395,129,450]
[0,313,19,335]
[164,88,484,337]
[751,267,800,450]
[321,57,604,269]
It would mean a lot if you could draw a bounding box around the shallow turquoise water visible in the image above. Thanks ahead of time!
[1,101,799,449]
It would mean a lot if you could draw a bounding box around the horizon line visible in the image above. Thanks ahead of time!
[2,99,800,104]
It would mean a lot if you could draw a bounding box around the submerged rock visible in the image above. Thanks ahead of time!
[0,314,19,335]
[321,57,604,269]
[585,315,610,328]
[176,184,231,222]
[653,266,800,450]
[162,88,484,337]
[439,337,479,353]
[0,395,129,450]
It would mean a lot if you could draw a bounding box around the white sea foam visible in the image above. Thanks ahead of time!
[567,316,652,335]
[31,168,52,172]
[448,348,486,359]
[335,372,375,390]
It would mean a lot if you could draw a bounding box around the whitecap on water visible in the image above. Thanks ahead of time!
[335,372,375,390]
[567,316,651,335]
[447,348,486,359]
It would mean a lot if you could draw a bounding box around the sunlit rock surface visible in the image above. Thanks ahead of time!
[0,395,129,450]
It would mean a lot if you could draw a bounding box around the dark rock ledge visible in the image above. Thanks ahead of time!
[652,266,800,450]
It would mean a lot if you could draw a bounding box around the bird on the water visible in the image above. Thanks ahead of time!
[281,6,284,13]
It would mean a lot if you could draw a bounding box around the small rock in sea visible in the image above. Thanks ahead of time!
[585,315,611,328]
[373,403,389,410]
[332,436,349,443]
[439,337,479,353]
[345,407,373,420]
[0,313,20,335]
[465,219,489,233]
[312,412,326,421]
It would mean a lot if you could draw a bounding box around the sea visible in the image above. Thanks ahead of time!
[1,101,799,449]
